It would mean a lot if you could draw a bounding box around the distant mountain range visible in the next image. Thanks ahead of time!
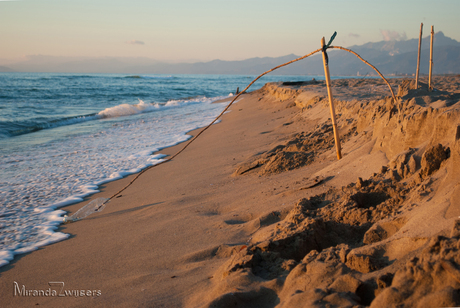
[1,32,459,75]
[0,65,14,72]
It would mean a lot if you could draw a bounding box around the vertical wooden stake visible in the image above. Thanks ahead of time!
[429,25,434,91]
[415,23,423,89]
[321,37,342,160]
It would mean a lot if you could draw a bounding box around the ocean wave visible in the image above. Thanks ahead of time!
[98,99,160,118]
[0,114,99,138]
[124,75,174,79]
[98,96,219,117]
[0,95,231,139]
[0,100,161,138]
[124,75,142,79]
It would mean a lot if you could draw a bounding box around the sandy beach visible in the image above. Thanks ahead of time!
[2,75,460,307]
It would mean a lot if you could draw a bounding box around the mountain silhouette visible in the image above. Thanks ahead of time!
[4,32,460,75]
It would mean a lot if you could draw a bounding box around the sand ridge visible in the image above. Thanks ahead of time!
[187,76,460,307]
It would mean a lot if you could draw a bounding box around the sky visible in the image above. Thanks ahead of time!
[0,0,459,64]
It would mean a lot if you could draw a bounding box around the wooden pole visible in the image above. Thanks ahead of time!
[429,25,434,91]
[321,37,342,160]
[415,23,423,89]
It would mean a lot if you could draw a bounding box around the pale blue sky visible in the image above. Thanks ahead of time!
[0,0,459,63]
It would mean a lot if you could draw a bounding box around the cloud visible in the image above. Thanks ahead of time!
[380,30,407,41]
[126,40,145,45]
[348,33,360,38]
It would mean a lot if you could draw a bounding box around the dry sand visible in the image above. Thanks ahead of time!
[2,75,460,307]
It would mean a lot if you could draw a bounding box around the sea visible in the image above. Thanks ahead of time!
[0,73,316,268]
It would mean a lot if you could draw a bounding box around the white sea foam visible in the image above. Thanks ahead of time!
[98,99,160,118]
[0,250,14,268]
[97,96,214,119]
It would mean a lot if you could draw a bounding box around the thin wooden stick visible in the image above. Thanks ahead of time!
[329,46,397,102]
[415,23,423,89]
[321,37,342,160]
[429,25,434,91]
